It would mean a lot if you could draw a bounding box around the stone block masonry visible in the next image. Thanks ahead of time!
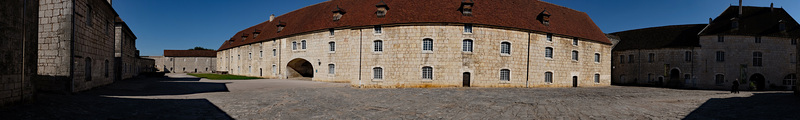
[1,0,39,107]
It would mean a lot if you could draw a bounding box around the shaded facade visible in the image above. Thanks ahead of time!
[0,0,39,106]
[147,50,217,73]
[217,0,612,88]
[114,17,140,80]
[612,5,799,90]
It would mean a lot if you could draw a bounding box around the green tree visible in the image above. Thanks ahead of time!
[189,46,214,50]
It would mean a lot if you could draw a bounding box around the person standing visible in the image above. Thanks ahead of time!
[732,79,740,94]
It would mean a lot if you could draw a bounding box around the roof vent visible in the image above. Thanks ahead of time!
[539,10,552,26]
[779,20,787,32]
[458,0,474,16]
[730,17,739,30]
[376,0,389,18]
[276,21,287,32]
[332,6,346,21]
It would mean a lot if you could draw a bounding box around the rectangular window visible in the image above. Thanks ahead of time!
[272,65,276,74]
[545,47,553,58]
[648,53,654,63]
[273,49,276,56]
[422,67,433,79]
[329,29,335,36]
[792,39,797,45]
[301,40,306,49]
[500,69,510,81]
[545,72,553,83]
[86,6,92,26]
[628,55,634,63]
[462,40,473,52]
[716,51,725,62]
[573,38,579,46]
[718,35,724,42]
[685,51,692,62]
[594,74,600,83]
[755,36,762,43]
[501,42,511,54]
[422,39,433,51]
[464,24,473,33]
[373,68,383,79]
[374,25,382,34]
[620,55,625,63]
[594,53,600,62]
[572,51,579,61]
[292,42,297,50]
[260,51,263,58]
[546,33,553,42]
[753,52,762,67]
[715,74,725,86]
[329,42,336,52]
[374,41,383,52]
[328,64,335,74]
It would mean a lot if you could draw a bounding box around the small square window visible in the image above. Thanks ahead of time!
[374,25,382,34]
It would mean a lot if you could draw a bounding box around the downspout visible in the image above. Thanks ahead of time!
[358,29,363,88]
[526,32,531,88]
[21,0,27,99]
[691,47,695,87]
[69,0,76,93]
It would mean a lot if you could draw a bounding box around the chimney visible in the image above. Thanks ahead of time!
[771,3,774,12]
[709,18,713,24]
[269,14,275,22]
[107,0,112,5]
[738,0,743,16]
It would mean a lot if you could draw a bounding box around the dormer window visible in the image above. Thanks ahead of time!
[332,6,346,21]
[540,10,551,26]
[458,0,474,16]
[779,20,787,32]
[241,34,249,41]
[731,18,739,30]
[276,22,286,33]
[253,29,261,38]
[376,0,389,18]
[464,24,473,33]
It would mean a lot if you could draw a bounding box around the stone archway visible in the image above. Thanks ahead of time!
[750,74,766,90]
[668,69,681,88]
[287,58,314,79]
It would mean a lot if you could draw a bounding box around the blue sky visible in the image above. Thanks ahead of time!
[112,0,799,56]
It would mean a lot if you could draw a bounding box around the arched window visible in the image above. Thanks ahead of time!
[715,74,725,86]
[500,69,510,81]
[422,38,433,51]
[260,51,263,58]
[301,40,306,49]
[292,41,297,50]
[753,52,762,66]
[462,39,473,52]
[272,65,276,75]
[545,47,553,58]
[373,67,383,79]
[329,42,336,52]
[572,51,579,61]
[85,58,92,81]
[422,66,433,79]
[500,42,511,54]
[374,40,383,52]
[328,64,335,74]
[544,72,553,83]
[272,49,276,56]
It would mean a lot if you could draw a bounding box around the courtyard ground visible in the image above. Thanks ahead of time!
[1,73,799,119]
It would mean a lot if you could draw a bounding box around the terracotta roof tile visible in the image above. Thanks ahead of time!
[218,0,610,51]
[611,24,707,51]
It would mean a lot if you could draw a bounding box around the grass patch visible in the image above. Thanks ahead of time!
[187,73,262,80]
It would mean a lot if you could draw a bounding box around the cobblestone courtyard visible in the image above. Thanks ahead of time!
[2,73,799,119]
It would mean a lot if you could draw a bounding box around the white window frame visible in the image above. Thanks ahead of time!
[464,24,473,33]
[545,72,553,83]
[572,51,579,61]
[462,39,473,52]
[328,64,335,74]
[422,38,434,52]
[500,69,510,81]
[374,25,382,34]
[500,41,511,55]
[373,67,383,79]
[374,40,383,52]
[545,47,554,59]
[422,66,433,80]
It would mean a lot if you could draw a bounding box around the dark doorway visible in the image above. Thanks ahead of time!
[573,76,578,87]
[85,58,92,81]
[194,69,197,73]
[463,72,471,87]
[287,58,314,78]
[669,69,681,87]
[750,74,766,90]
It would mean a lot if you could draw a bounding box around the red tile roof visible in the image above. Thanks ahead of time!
[218,0,610,51]
[164,50,217,57]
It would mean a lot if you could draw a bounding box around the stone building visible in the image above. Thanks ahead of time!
[0,0,39,106]
[114,17,140,80]
[612,4,799,90]
[35,0,119,92]
[146,50,217,73]
[216,0,612,88]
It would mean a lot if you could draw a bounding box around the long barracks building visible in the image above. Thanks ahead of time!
[216,0,612,88]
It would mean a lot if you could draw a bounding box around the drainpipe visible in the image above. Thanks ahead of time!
[526,32,531,88]
[358,29,363,88]
[69,0,76,93]
[21,0,27,99]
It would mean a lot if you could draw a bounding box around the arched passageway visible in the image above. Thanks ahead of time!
[750,74,766,90]
[287,58,314,78]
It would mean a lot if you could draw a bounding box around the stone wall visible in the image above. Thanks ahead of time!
[36,0,117,92]
[613,35,797,90]
[150,56,215,73]
[114,21,137,80]
[0,0,39,107]
[218,24,612,88]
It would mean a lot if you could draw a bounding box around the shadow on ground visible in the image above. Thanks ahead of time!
[684,93,800,120]
[0,75,233,120]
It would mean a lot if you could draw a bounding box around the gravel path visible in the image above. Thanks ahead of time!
[2,73,798,120]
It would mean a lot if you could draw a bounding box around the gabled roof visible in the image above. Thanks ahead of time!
[699,6,800,37]
[218,0,610,51]
[611,24,707,51]
[164,50,217,57]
